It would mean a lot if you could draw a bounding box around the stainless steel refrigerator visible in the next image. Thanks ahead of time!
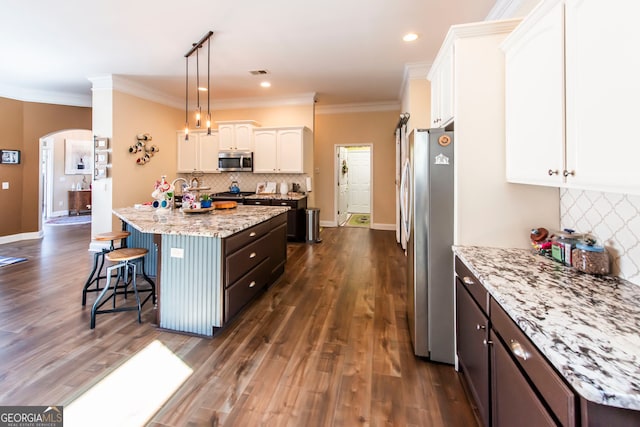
[400,128,454,363]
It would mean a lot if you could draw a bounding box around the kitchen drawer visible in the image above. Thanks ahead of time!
[243,198,271,206]
[225,234,270,286]
[455,256,489,314]
[490,298,576,427]
[225,258,271,321]
[224,219,273,255]
[272,199,297,208]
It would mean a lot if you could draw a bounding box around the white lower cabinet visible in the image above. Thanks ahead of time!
[176,131,219,173]
[253,127,311,174]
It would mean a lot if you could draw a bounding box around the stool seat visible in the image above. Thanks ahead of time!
[106,248,147,263]
[95,230,130,242]
[82,230,131,306]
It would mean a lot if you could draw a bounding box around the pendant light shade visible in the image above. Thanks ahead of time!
[184,31,214,140]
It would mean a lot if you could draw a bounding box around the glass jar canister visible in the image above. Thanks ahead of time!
[572,243,610,275]
[552,229,584,266]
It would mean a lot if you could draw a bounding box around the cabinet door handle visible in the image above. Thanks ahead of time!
[249,231,256,237]
[249,281,256,288]
[548,169,559,176]
[563,169,575,177]
[249,252,256,259]
[509,339,530,361]
[476,324,486,331]
[483,339,493,347]
[462,276,475,286]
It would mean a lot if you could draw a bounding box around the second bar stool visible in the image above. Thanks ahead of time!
[82,230,130,306]
[90,247,156,329]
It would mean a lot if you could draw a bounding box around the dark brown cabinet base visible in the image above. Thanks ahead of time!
[222,212,287,323]
[244,197,307,241]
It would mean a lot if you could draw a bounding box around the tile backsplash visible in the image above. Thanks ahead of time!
[561,188,640,285]
[176,172,310,195]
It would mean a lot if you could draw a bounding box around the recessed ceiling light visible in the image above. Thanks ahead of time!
[198,87,207,91]
[403,33,419,42]
[260,81,271,88]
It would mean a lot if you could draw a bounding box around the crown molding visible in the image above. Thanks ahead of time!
[0,83,91,107]
[486,0,530,20]
[315,101,400,115]
[89,75,316,110]
[428,18,522,80]
[399,61,432,101]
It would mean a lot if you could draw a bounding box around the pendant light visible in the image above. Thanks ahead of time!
[184,31,214,140]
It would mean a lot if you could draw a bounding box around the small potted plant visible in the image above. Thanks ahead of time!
[200,193,212,208]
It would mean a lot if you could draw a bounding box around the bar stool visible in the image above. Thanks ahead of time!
[82,230,130,306]
[90,247,156,329]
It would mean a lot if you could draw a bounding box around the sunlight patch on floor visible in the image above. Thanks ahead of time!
[65,340,193,427]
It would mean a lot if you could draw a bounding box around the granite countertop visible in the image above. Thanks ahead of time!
[243,193,307,201]
[113,205,289,238]
[453,246,640,411]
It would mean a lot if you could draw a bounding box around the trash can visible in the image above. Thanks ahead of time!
[305,208,321,243]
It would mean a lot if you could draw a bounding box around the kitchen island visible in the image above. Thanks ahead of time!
[453,246,640,426]
[113,205,289,337]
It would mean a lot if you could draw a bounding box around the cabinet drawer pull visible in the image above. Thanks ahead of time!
[483,339,493,347]
[249,281,256,288]
[548,169,559,176]
[509,339,530,361]
[256,202,262,205]
[281,202,287,206]
[249,231,256,237]
[476,324,486,331]
[462,276,475,286]
[249,252,256,258]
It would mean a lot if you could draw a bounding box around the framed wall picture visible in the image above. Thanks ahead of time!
[65,139,93,175]
[0,150,21,164]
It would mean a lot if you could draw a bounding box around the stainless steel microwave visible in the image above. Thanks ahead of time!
[218,151,253,172]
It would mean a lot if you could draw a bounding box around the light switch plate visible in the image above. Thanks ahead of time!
[2,182,8,190]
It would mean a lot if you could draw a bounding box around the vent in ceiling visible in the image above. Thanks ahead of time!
[249,70,270,76]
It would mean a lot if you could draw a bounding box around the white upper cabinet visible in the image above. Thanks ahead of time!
[176,131,219,173]
[503,0,640,194]
[253,127,312,174]
[502,0,565,186]
[217,120,259,151]
[428,43,454,127]
[253,130,278,172]
[564,0,640,194]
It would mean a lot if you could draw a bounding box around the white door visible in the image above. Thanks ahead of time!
[347,148,371,214]
[337,147,349,225]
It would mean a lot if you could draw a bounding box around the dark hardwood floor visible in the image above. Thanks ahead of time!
[0,222,477,426]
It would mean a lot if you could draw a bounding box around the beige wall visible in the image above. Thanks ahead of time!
[109,91,184,230]
[0,97,91,238]
[314,109,399,228]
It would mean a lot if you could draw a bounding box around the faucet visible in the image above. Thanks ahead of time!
[170,178,189,209]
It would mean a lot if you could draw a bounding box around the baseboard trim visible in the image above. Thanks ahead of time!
[0,231,44,244]
[371,223,395,231]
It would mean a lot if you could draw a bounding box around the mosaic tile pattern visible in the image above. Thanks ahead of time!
[177,171,310,195]
[561,188,640,286]
[454,245,640,410]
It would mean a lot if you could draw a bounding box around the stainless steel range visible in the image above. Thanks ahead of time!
[211,191,255,203]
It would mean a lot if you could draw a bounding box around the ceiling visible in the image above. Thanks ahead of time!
[0,0,499,108]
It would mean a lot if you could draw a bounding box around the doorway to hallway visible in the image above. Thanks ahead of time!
[335,144,372,228]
